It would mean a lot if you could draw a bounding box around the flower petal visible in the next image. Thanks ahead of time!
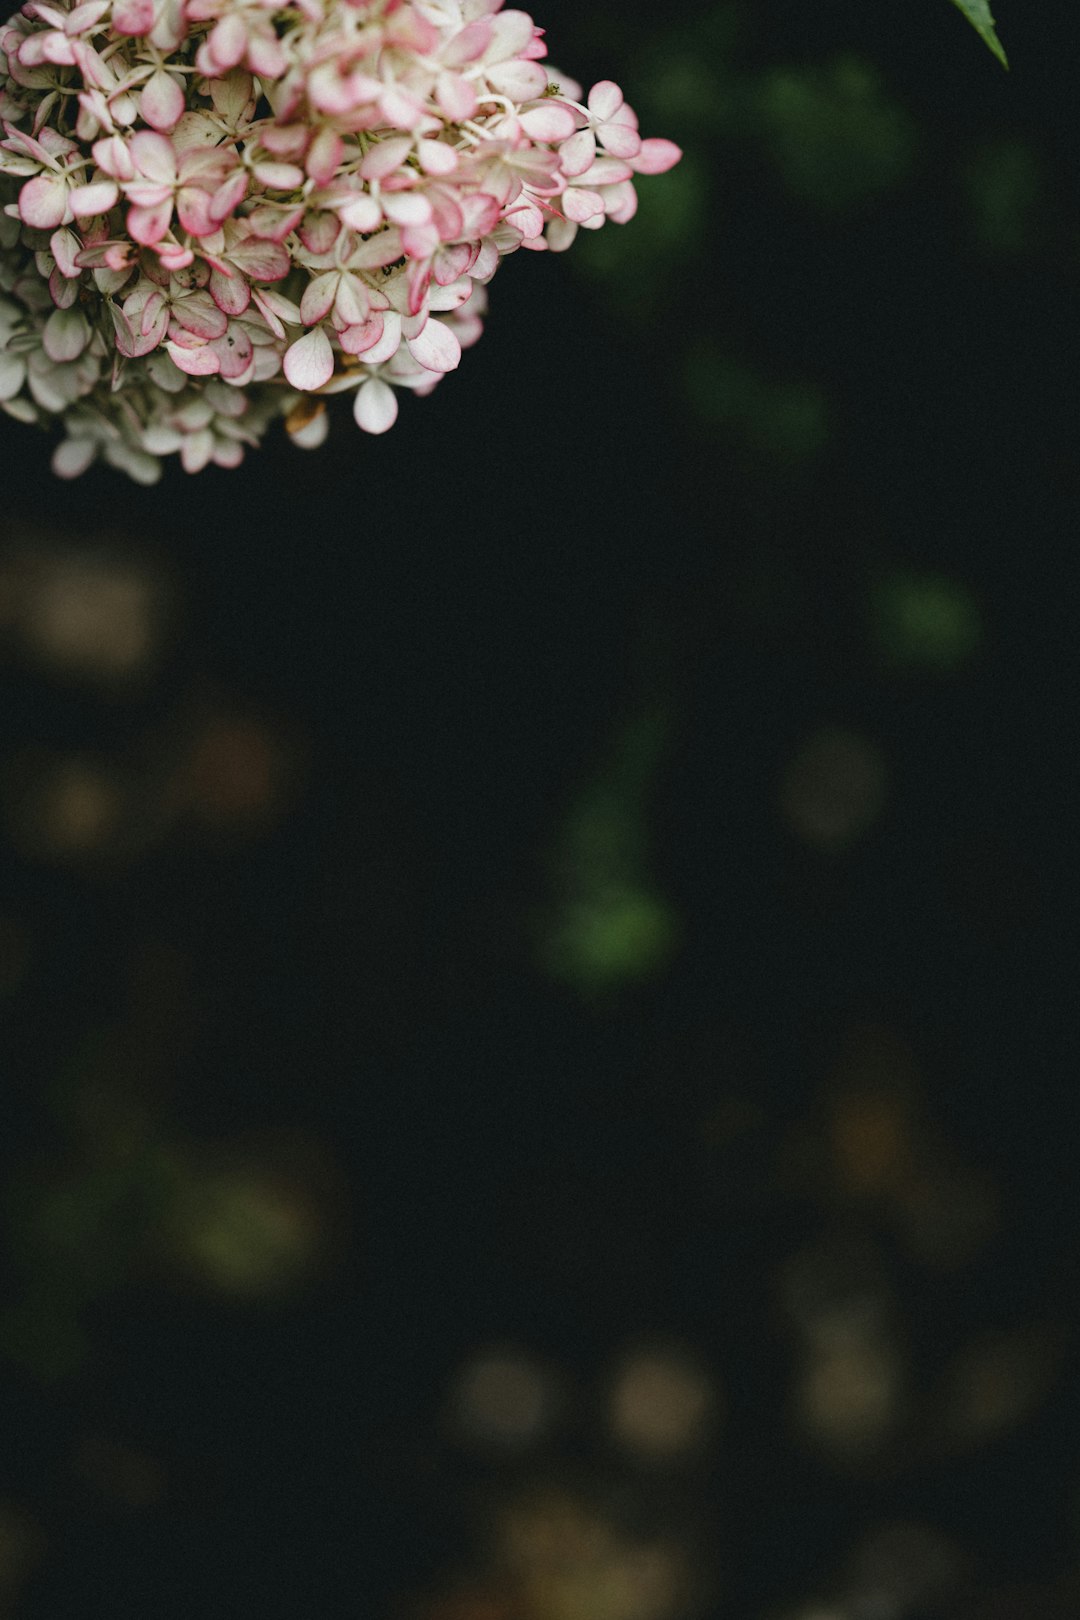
[406,317,461,374]
[587,80,624,122]
[42,305,90,361]
[19,172,69,229]
[353,376,398,435]
[52,437,97,478]
[283,325,334,391]
[129,130,176,184]
[140,68,185,131]
[299,270,338,326]
[631,138,682,175]
[164,340,221,375]
[68,179,119,217]
[519,103,577,142]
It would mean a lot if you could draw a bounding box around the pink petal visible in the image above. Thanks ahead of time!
[283,325,334,391]
[353,377,397,435]
[139,290,169,341]
[485,9,534,59]
[206,13,246,71]
[359,136,412,181]
[128,198,172,244]
[417,138,458,177]
[91,136,135,182]
[209,265,251,317]
[587,80,624,122]
[300,270,338,326]
[427,275,473,312]
[297,209,341,254]
[49,267,79,309]
[604,179,637,224]
[505,198,545,238]
[339,314,384,356]
[570,156,634,187]
[559,128,596,177]
[123,179,173,207]
[18,172,69,229]
[164,340,220,375]
[333,272,369,328]
[250,286,296,339]
[140,68,184,131]
[406,318,461,374]
[596,119,641,159]
[379,86,425,129]
[177,185,215,237]
[246,201,305,241]
[157,241,195,270]
[436,70,476,122]
[382,190,432,228]
[227,234,290,281]
[169,289,228,340]
[252,161,304,190]
[209,169,248,223]
[209,323,253,379]
[67,179,119,217]
[519,103,577,142]
[129,130,176,183]
[485,59,548,101]
[111,0,154,34]
[305,126,343,186]
[562,186,604,224]
[358,312,401,365]
[351,228,405,271]
[631,138,682,176]
[245,31,286,79]
[66,2,110,34]
[441,16,493,66]
[50,226,82,277]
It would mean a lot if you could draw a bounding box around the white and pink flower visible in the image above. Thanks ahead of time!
[0,0,681,481]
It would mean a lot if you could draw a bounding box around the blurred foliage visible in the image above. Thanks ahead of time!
[962,138,1045,254]
[870,571,984,673]
[755,57,917,212]
[683,348,830,468]
[538,706,679,995]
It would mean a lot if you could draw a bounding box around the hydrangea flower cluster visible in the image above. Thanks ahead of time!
[0,0,680,481]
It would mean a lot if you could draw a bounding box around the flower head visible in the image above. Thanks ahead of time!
[0,0,681,481]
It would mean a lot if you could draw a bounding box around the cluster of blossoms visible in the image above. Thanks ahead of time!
[0,0,679,481]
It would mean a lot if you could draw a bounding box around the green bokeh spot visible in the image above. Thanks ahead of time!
[757,57,916,211]
[542,883,679,995]
[684,348,829,464]
[964,140,1042,254]
[871,572,984,672]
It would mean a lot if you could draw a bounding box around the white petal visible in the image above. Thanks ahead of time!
[406,319,461,374]
[353,377,398,435]
[283,326,334,391]
[52,437,97,478]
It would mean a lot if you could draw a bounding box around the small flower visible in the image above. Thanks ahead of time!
[1,0,681,481]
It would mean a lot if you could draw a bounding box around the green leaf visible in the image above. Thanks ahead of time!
[949,0,1008,69]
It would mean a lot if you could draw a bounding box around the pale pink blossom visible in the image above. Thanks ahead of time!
[1,0,681,480]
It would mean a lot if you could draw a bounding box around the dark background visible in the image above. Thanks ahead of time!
[3,1,1079,1615]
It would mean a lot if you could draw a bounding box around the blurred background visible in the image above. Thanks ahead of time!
[3,0,1080,1615]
